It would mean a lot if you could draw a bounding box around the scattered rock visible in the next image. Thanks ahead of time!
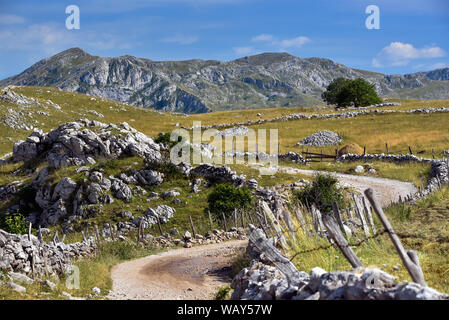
[354,165,364,173]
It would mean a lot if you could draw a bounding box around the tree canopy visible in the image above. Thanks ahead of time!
[321,77,382,108]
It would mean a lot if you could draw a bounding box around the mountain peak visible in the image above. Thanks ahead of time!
[1,48,449,114]
[233,52,296,65]
[55,47,90,58]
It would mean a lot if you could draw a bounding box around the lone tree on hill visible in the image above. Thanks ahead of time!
[322,77,382,108]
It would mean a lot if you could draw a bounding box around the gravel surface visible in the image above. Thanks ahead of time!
[275,166,417,207]
[107,168,415,300]
[107,240,247,300]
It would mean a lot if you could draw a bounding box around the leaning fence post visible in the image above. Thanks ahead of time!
[311,204,325,236]
[95,225,101,244]
[240,209,245,229]
[28,222,32,241]
[156,216,163,236]
[208,210,213,230]
[364,188,426,286]
[322,213,363,268]
[281,209,296,245]
[346,207,354,221]
[189,216,197,239]
[332,202,347,236]
[38,225,43,242]
[234,209,238,228]
[352,194,370,237]
[293,206,306,232]
[222,212,228,232]
[362,196,377,235]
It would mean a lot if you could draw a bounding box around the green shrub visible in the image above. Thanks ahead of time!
[207,183,253,219]
[0,212,28,234]
[214,285,231,300]
[154,132,181,148]
[294,173,345,213]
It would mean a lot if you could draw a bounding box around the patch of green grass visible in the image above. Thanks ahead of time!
[284,186,449,294]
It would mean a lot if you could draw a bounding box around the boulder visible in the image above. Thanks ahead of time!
[12,119,162,168]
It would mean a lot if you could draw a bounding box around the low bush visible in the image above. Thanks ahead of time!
[294,173,345,213]
[207,183,253,219]
[0,212,28,234]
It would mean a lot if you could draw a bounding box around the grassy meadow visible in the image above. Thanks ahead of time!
[1,85,449,298]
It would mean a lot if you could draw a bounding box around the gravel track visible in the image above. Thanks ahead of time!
[108,168,415,300]
[275,166,417,207]
[108,240,247,300]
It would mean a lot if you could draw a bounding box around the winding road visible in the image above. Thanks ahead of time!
[275,166,417,207]
[108,168,417,300]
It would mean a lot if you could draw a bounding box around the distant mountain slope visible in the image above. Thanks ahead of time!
[1,48,449,114]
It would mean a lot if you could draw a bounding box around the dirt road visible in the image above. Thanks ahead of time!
[108,240,247,300]
[275,166,417,207]
[108,168,416,300]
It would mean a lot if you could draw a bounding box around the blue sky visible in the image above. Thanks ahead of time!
[0,0,448,79]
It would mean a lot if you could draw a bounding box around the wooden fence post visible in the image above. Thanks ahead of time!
[408,146,413,155]
[311,204,325,236]
[432,149,435,159]
[28,222,32,241]
[363,145,366,155]
[248,226,302,284]
[352,194,370,237]
[293,206,306,232]
[322,213,363,268]
[385,143,389,154]
[38,225,43,243]
[156,216,163,236]
[364,188,426,286]
[222,212,228,232]
[362,196,377,235]
[208,211,213,230]
[95,225,101,244]
[281,209,296,245]
[332,202,347,236]
[189,216,196,238]
[346,207,354,221]
[260,201,287,247]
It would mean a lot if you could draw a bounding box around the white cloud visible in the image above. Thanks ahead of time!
[250,34,310,50]
[0,22,135,55]
[233,46,254,55]
[251,34,274,42]
[0,14,25,25]
[161,34,198,45]
[373,42,446,67]
[0,23,76,53]
[277,36,310,49]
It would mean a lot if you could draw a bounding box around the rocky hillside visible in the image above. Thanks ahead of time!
[1,48,449,114]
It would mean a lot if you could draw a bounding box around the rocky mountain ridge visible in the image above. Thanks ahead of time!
[1,48,449,114]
